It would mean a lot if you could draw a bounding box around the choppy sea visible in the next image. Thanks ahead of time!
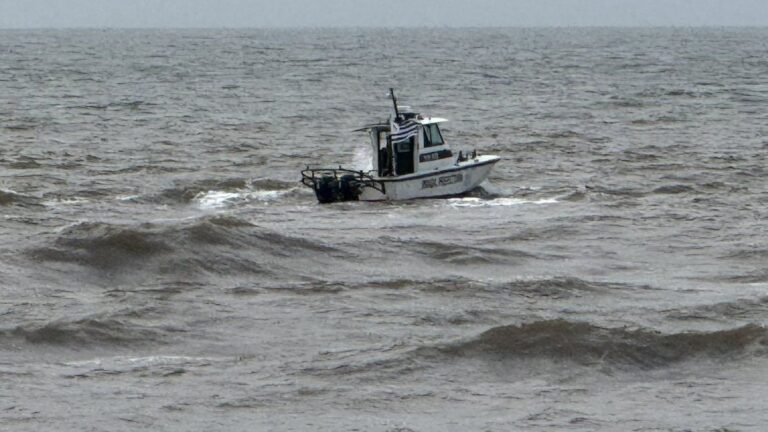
[1,27,768,431]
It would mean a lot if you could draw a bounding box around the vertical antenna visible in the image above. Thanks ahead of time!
[389,88,400,119]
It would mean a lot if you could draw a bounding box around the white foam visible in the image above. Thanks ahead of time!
[115,194,141,201]
[42,197,90,207]
[61,355,241,375]
[447,196,559,208]
[193,188,296,209]
[54,220,89,233]
[194,190,245,209]
[249,189,284,201]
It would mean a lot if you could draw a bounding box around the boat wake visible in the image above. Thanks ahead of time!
[146,178,303,206]
[192,187,300,209]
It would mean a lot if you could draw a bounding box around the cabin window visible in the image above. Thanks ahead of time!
[423,123,444,148]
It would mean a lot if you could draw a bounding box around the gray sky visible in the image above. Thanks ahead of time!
[1,0,767,28]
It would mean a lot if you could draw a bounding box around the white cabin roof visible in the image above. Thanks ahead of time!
[417,117,448,125]
[355,116,447,132]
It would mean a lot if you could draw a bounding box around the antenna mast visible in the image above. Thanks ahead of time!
[389,88,400,119]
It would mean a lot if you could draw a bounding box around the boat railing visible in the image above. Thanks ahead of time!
[300,166,385,194]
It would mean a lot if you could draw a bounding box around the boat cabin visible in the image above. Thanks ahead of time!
[365,110,454,178]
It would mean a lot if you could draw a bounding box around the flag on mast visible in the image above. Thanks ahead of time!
[388,88,419,143]
[390,117,419,143]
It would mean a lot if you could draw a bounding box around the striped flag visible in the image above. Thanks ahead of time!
[390,118,419,143]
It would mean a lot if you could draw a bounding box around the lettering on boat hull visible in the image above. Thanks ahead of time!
[422,173,463,189]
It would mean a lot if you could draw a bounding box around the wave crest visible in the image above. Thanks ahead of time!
[0,189,40,207]
[438,320,768,368]
[28,216,337,276]
[4,317,164,346]
[31,222,172,269]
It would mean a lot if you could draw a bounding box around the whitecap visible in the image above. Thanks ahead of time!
[42,197,90,207]
[194,190,246,209]
[115,194,141,202]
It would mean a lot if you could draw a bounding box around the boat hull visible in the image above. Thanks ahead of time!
[358,155,500,201]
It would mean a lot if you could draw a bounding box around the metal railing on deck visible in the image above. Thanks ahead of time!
[300,166,385,195]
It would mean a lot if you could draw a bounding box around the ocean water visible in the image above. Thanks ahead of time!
[1,27,768,431]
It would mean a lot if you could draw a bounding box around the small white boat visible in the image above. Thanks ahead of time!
[301,89,500,203]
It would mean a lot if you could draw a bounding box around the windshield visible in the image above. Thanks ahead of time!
[423,123,444,147]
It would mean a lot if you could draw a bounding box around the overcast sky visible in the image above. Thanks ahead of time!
[1,0,767,28]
